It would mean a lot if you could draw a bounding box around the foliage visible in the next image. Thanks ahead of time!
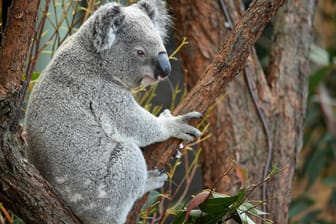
[171,189,268,224]
[168,167,279,224]
[138,150,279,224]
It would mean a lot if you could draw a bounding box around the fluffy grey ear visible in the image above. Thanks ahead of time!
[92,3,125,52]
[136,0,171,41]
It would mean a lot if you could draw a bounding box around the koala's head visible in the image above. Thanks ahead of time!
[81,0,172,89]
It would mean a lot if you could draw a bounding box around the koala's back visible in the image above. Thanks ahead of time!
[26,76,148,224]
[25,38,147,224]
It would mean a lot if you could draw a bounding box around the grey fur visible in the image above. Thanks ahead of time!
[24,1,200,224]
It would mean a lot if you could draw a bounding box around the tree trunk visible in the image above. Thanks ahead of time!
[126,0,285,222]
[168,0,316,223]
[265,1,316,222]
[168,0,228,90]
[0,1,81,223]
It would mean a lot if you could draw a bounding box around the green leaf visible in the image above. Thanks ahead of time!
[309,44,330,65]
[142,191,160,210]
[301,209,321,222]
[31,72,41,81]
[198,214,225,224]
[231,211,243,224]
[173,210,204,224]
[303,133,334,188]
[239,202,267,216]
[173,211,188,224]
[238,211,255,224]
[234,189,247,207]
[289,195,315,218]
[212,191,230,198]
[189,209,204,217]
[322,175,336,185]
[199,195,239,214]
[308,65,331,99]
[265,166,280,180]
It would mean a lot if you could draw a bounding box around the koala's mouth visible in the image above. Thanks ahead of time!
[141,75,167,86]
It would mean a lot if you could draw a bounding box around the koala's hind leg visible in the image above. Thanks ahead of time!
[143,169,167,193]
[89,142,148,224]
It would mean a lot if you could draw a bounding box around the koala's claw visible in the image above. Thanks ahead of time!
[161,110,202,142]
[172,124,201,142]
[182,123,201,136]
[145,169,168,193]
[180,111,203,121]
[176,133,195,142]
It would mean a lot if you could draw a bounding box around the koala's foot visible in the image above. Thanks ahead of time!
[144,169,168,193]
[161,109,202,142]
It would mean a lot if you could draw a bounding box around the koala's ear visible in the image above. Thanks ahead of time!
[136,0,171,41]
[92,3,125,52]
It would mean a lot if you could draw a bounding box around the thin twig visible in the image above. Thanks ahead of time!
[244,66,273,215]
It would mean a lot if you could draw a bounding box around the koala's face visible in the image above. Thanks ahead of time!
[87,1,172,89]
[112,10,171,88]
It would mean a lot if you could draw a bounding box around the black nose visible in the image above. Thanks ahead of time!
[155,52,171,79]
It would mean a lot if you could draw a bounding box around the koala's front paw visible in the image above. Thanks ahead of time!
[144,169,168,193]
[164,110,202,142]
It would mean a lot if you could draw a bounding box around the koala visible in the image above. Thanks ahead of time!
[24,0,201,223]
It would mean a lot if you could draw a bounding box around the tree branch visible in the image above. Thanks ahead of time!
[0,0,38,95]
[145,0,285,168]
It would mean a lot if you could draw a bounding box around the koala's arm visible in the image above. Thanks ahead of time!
[99,97,201,147]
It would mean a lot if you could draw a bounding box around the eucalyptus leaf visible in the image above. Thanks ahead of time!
[289,195,315,218]
[199,195,238,214]
[310,44,330,65]
[238,211,255,224]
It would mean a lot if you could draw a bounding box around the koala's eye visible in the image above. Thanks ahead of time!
[137,50,145,57]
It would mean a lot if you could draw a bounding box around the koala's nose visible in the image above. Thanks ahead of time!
[155,52,171,80]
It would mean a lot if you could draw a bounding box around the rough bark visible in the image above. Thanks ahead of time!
[265,1,316,222]
[168,0,316,223]
[126,0,285,222]
[0,1,81,223]
[0,0,36,95]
